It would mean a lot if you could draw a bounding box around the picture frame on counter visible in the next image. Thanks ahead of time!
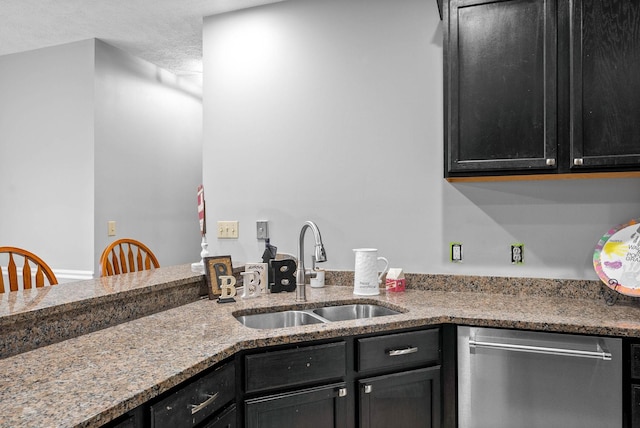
[204,255,234,299]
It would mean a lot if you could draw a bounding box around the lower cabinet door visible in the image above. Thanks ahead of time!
[632,385,640,428]
[359,366,440,428]
[201,405,236,428]
[245,382,348,428]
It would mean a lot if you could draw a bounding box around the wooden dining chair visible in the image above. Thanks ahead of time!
[0,247,58,293]
[100,238,160,277]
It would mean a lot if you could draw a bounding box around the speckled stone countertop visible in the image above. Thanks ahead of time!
[2,265,640,428]
[0,264,208,359]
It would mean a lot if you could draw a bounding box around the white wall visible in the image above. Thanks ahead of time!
[0,40,95,274]
[1,39,203,280]
[203,0,640,280]
[94,40,203,273]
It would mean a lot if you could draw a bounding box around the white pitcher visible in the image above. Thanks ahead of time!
[353,248,389,295]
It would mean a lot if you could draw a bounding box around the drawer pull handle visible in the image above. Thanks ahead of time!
[388,346,418,356]
[190,392,219,415]
[364,384,373,394]
[338,387,348,397]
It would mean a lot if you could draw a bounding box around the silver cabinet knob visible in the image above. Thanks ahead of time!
[546,158,556,166]
[573,158,584,166]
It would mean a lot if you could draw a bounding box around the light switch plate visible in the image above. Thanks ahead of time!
[217,221,239,238]
[107,221,116,237]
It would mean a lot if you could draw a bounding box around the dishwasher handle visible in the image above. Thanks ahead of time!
[468,338,612,361]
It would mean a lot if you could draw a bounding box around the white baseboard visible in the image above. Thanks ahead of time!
[1,268,94,285]
[52,269,94,283]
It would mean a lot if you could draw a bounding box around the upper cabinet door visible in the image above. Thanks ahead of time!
[445,0,558,175]
[570,0,640,169]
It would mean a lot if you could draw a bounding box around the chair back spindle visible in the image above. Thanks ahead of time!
[100,239,159,277]
[0,247,58,293]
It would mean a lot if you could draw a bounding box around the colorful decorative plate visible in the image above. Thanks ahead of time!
[594,218,640,296]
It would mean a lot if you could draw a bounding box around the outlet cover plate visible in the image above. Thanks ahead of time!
[256,221,269,240]
[450,242,463,262]
[511,243,524,264]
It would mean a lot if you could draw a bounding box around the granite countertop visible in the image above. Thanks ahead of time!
[2,265,640,428]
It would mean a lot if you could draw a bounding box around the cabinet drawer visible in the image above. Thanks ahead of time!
[357,329,439,372]
[245,341,346,394]
[150,362,235,428]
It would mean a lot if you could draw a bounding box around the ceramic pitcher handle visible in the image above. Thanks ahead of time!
[377,257,389,283]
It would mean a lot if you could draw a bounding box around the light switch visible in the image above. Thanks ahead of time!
[107,221,116,237]
[217,221,239,239]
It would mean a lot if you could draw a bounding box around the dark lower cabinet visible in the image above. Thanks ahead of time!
[242,341,348,428]
[627,341,640,427]
[106,407,145,428]
[355,329,442,428]
[244,342,346,394]
[201,405,237,428]
[150,362,235,428]
[359,367,441,428]
[245,382,348,428]
[241,327,443,428]
[632,386,640,428]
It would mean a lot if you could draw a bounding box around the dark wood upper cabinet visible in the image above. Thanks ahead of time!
[570,0,640,169]
[442,0,640,179]
[445,0,557,175]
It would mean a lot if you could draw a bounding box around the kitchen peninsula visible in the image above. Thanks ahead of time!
[2,264,640,427]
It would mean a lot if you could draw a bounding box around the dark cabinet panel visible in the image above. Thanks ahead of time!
[359,367,441,428]
[633,385,640,428]
[105,407,144,428]
[150,362,235,428]
[245,382,348,428]
[570,0,640,169]
[201,405,237,428]
[357,329,440,372]
[445,0,557,174]
[244,341,346,394]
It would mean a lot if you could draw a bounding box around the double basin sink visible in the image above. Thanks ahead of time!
[235,303,402,329]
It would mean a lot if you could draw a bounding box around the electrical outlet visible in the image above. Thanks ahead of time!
[256,221,269,240]
[217,221,239,239]
[107,221,116,237]
[450,242,463,262]
[511,243,524,264]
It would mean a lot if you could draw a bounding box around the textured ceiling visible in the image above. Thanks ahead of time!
[0,0,285,84]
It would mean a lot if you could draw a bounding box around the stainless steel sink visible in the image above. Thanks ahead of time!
[235,310,325,329]
[235,303,402,329]
[312,304,400,321]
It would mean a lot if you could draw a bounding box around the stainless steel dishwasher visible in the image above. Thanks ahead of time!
[458,326,621,428]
